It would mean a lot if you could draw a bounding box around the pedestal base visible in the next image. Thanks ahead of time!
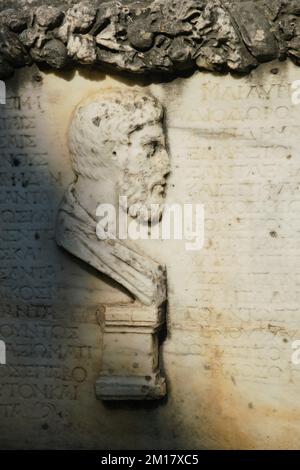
[95,303,167,401]
[96,373,166,401]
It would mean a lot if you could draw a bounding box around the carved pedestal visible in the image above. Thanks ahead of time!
[96,303,167,400]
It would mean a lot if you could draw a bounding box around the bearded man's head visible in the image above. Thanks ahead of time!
[69,89,170,223]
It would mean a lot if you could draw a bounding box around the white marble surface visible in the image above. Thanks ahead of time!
[1,61,300,448]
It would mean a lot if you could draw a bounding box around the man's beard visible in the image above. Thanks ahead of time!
[118,173,166,225]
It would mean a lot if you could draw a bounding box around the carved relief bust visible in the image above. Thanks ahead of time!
[56,89,170,399]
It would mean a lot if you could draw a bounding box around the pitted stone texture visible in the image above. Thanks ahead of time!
[0,0,300,79]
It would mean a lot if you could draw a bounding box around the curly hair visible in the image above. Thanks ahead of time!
[68,89,163,180]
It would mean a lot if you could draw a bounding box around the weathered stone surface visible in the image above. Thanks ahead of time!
[2,60,300,448]
[55,89,169,400]
[0,25,30,69]
[229,1,278,62]
[2,0,300,79]
[2,0,300,452]
[95,304,167,400]
[30,39,68,69]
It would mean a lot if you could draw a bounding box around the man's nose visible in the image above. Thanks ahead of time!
[159,149,171,176]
